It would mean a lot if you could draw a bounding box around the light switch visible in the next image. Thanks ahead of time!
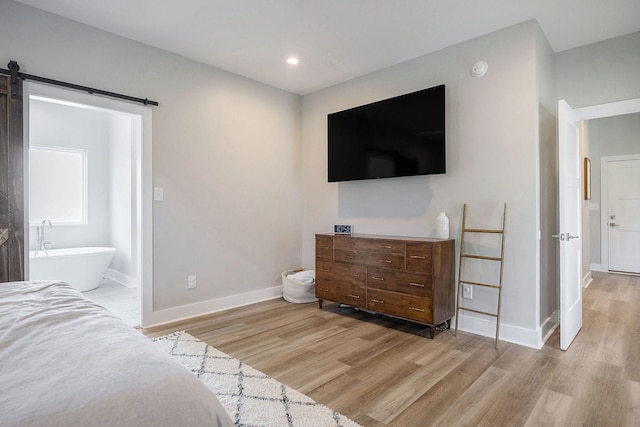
[154,187,164,201]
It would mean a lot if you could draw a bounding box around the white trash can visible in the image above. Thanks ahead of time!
[282,269,317,303]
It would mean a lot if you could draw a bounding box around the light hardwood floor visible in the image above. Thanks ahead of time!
[141,272,640,426]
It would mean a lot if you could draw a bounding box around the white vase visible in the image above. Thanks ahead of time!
[435,212,449,239]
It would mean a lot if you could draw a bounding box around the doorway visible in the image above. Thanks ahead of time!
[23,82,153,327]
[556,98,640,351]
[576,104,640,275]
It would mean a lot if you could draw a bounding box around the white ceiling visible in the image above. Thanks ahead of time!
[14,0,640,95]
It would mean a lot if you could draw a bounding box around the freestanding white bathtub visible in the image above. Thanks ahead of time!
[29,247,116,292]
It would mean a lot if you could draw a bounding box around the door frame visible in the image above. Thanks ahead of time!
[600,153,640,272]
[572,98,640,274]
[22,82,153,327]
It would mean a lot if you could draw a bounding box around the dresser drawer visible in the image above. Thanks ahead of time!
[365,252,405,269]
[316,281,366,308]
[406,242,434,273]
[316,260,366,286]
[367,268,432,298]
[316,235,334,260]
[357,238,405,254]
[367,289,432,323]
[335,249,366,264]
[334,235,358,251]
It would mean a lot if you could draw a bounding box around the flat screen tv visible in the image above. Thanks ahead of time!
[327,84,445,182]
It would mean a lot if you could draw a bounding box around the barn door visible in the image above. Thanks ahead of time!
[0,74,24,282]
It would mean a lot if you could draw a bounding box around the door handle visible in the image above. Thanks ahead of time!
[552,233,580,241]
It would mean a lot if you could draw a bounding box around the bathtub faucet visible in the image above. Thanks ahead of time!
[36,220,52,255]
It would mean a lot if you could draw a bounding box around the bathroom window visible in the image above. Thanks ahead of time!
[29,146,88,225]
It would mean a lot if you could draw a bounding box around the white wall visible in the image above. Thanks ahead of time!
[28,99,110,249]
[1,0,302,316]
[302,21,543,346]
[108,113,135,281]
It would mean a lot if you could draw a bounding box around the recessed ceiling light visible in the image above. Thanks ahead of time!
[287,57,299,65]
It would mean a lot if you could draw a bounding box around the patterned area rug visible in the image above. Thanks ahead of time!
[153,331,361,427]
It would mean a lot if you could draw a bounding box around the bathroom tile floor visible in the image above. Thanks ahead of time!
[83,278,140,327]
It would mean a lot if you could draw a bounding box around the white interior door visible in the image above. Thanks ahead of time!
[608,157,640,274]
[557,100,582,351]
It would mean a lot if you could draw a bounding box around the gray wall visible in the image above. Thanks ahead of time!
[536,25,558,328]
[556,32,640,108]
[556,32,640,278]
[302,20,543,341]
[5,0,640,341]
[1,0,302,311]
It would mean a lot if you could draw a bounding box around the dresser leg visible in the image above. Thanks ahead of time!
[429,326,436,339]
[318,299,323,309]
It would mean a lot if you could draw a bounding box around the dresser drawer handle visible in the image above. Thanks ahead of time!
[319,287,329,292]
[379,259,392,264]
[382,245,392,249]
[409,307,425,312]
[321,246,331,250]
[371,298,384,303]
[343,255,355,259]
[320,268,330,272]
[348,294,360,299]
[371,277,385,281]
[410,255,426,260]
[409,283,424,287]
[352,273,360,277]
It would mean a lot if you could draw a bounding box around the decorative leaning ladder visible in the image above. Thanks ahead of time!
[454,203,507,349]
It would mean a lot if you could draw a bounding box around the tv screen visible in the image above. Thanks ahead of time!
[327,84,445,182]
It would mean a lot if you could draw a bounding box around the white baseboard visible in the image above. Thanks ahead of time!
[582,271,593,289]
[142,286,553,350]
[455,313,541,349]
[142,285,283,328]
[590,263,605,272]
[540,312,559,345]
[105,269,138,288]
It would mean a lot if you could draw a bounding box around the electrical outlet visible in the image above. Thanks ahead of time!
[462,284,472,299]
[154,187,164,201]
[188,275,197,289]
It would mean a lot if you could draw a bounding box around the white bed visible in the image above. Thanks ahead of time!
[0,280,234,426]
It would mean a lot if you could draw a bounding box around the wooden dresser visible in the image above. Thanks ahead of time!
[315,233,455,338]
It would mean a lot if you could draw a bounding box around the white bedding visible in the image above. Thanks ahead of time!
[0,281,234,426]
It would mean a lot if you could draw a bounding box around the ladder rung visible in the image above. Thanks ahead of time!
[459,280,500,289]
[458,307,498,317]
[461,254,502,261]
[463,228,503,234]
